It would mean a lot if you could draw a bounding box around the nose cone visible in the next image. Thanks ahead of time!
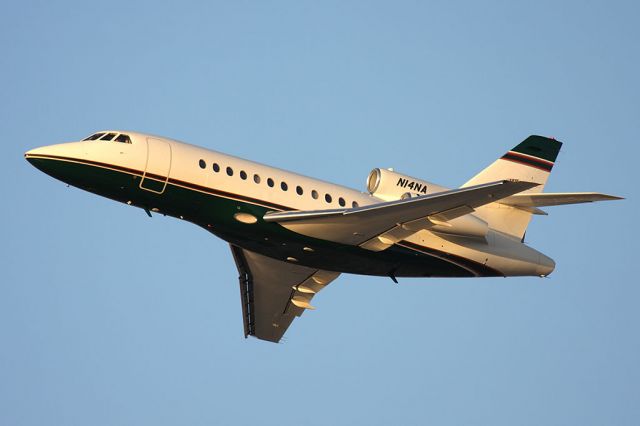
[25,143,70,162]
[25,141,87,159]
[536,253,556,277]
[25,142,86,184]
[25,145,52,157]
[25,144,62,176]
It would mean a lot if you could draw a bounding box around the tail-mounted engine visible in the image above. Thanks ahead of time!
[365,168,489,241]
[367,168,449,202]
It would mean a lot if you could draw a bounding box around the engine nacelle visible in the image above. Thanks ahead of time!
[366,168,449,202]
[365,168,489,240]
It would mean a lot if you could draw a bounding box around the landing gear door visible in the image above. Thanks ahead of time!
[140,137,172,194]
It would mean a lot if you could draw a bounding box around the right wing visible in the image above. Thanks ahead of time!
[230,245,340,343]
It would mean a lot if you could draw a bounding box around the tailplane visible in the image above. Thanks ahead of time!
[462,135,562,239]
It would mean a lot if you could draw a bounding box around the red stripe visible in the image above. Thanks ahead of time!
[501,156,553,172]
[28,153,506,277]
[507,151,554,165]
[26,153,294,212]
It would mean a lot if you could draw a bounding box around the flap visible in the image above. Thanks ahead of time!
[264,180,538,246]
[230,245,340,343]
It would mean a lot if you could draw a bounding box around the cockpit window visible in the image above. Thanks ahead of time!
[83,132,132,143]
[100,133,117,141]
[114,134,131,144]
[83,133,105,141]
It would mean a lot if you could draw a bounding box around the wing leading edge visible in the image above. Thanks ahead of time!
[230,245,340,343]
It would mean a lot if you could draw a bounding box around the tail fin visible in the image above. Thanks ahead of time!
[462,135,562,239]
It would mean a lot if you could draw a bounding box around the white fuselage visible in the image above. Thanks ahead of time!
[25,130,555,278]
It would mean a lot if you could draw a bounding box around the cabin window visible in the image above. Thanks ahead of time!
[338,197,345,207]
[311,190,318,199]
[240,170,247,180]
[226,166,233,176]
[114,134,131,144]
[352,201,359,208]
[296,186,303,195]
[281,182,288,191]
[325,194,332,203]
[267,178,274,187]
[100,133,117,141]
[199,159,206,169]
[253,174,261,184]
[213,163,220,172]
[84,133,105,141]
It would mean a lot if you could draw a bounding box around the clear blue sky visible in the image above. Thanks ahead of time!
[2,1,638,425]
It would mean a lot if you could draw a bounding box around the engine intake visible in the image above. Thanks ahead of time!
[367,168,449,202]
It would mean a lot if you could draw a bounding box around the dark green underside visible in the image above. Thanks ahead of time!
[28,156,499,278]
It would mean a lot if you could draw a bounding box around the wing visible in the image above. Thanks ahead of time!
[264,180,538,249]
[499,192,623,208]
[230,245,340,343]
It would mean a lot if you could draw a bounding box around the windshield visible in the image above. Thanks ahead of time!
[82,132,131,144]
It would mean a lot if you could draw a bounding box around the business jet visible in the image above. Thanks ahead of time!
[25,131,621,342]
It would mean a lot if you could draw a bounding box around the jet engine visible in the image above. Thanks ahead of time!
[366,168,449,202]
[366,168,489,240]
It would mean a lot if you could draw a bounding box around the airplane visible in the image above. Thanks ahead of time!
[25,131,622,343]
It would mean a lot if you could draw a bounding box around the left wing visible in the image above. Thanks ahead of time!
[230,245,340,343]
[264,180,538,249]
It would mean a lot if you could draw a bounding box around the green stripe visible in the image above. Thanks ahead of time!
[511,135,562,163]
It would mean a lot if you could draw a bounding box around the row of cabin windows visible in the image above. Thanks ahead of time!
[83,132,132,144]
[198,158,359,208]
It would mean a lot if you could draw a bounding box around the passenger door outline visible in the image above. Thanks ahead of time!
[139,137,172,194]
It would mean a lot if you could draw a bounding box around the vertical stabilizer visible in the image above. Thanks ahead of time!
[462,136,562,239]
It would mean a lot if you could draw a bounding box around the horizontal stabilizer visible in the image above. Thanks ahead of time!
[500,192,623,208]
